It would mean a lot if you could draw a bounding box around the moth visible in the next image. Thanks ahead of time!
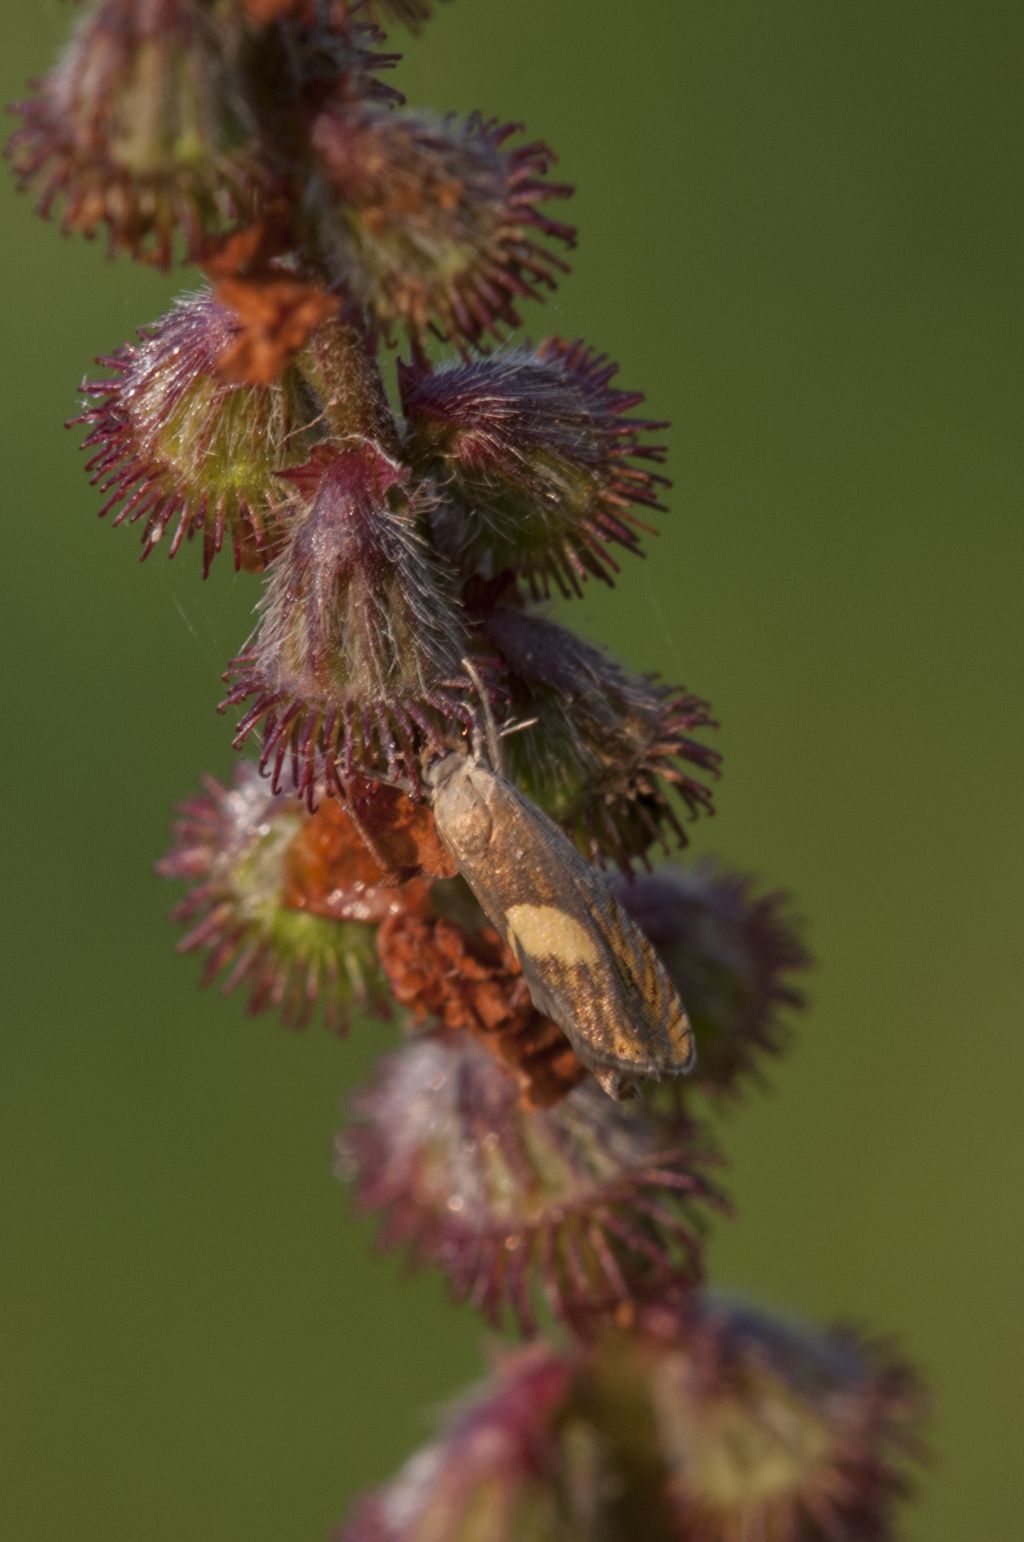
[426,688,696,1098]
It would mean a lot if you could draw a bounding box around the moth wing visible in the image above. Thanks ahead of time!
[559,855,696,1077]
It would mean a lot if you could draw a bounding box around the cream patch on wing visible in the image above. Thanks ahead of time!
[505,903,601,966]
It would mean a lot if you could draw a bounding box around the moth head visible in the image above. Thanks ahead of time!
[426,750,495,860]
[424,748,471,794]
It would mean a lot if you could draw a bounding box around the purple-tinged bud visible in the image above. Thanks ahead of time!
[7,0,263,267]
[310,105,574,348]
[483,607,720,870]
[613,863,809,1100]
[337,1346,602,1542]
[157,761,391,1030]
[222,442,472,802]
[73,291,321,575]
[339,1033,727,1335]
[588,1295,925,1542]
[401,342,667,598]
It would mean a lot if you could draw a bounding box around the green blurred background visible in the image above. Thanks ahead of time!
[2,2,1021,1537]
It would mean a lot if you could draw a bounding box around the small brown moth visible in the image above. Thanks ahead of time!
[426,674,696,1098]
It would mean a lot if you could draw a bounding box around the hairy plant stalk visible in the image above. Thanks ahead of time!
[8,2,925,1536]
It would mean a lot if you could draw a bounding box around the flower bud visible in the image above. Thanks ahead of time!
[337,1348,598,1542]
[8,0,263,266]
[613,863,809,1099]
[483,607,720,869]
[222,441,472,801]
[157,761,392,1030]
[339,1032,726,1334]
[401,342,667,597]
[591,1295,925,1542]
[74,290,321,574]
[310,105,574,347]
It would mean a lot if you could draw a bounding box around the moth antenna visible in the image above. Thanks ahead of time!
[498,716,538,739]
[463,657,502,771]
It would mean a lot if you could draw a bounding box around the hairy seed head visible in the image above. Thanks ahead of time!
[337,1347,592,1542]
[73,290,322,573]
[340,1032,727,1334]
[222,441,472,801]
[157,761,393,1029]
[590,1295,927,1542]
[310,105,574,347]
[7,0,263,266]
[402,341,667,597]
